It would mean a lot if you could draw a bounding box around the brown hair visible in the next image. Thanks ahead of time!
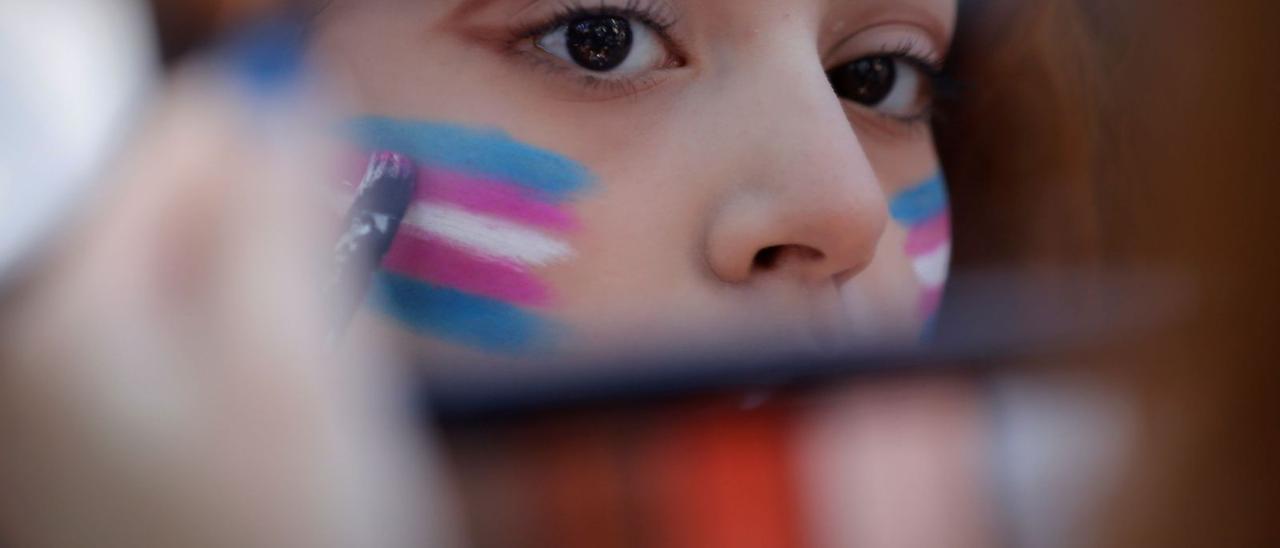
[936,0,1280,545]
[935,0,1104,286]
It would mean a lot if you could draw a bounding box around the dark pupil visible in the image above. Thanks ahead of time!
[827,57,897,105]
[566,16,633,72]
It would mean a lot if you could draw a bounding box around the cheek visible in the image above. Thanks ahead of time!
[888,173,952,326]
[342,117,597,355]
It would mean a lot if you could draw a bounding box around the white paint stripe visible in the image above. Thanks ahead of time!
[403,202,575,267]
[912,242,951,288]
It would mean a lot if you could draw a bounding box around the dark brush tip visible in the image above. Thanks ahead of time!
[353,151,418,220]
[327,151,421,346]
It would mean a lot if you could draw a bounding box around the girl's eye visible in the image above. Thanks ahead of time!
[536,15,669,74]
[827,55,934,119]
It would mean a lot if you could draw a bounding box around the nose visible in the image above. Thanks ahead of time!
[704,52,888,286]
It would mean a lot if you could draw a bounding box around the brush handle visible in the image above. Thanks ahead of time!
[326,151,417,347]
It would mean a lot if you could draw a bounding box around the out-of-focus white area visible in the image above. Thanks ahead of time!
[0,0,158,283]
[992,375,1134,548]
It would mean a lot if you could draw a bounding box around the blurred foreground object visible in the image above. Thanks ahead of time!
[0,0,156,282]
[1082,1,1280,546]
[0,11,443,547]
[939,0,1280,546]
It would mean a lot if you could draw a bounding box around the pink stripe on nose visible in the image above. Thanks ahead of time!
[904,211,951,256]
[381,232,553,307]
[415,168,579,232]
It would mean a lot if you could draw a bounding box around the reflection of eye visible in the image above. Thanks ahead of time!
[536,14,671,74]
[827,55,936,120]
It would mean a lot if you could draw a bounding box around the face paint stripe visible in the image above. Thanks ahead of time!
[911,242,952,288]
[890,173,952,329]
[903,211,951,255]
[349,117,594,199]
[918,286,945,320]
[403,203,575,267]
[415,166,579,232]
[889,173,948,225]
[371,272,554,354]
[337,157,581,230]
[381,233,553,307]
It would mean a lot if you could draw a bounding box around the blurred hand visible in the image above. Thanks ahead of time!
[0,62,442,548]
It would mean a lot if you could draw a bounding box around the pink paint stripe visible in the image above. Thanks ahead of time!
[905,211,951,256]
[333,156,579,232]
[414,167,578,232]
[381,233,553,307]
[918,286,944,319]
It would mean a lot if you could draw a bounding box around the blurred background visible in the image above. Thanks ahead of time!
[1,0,1277,547]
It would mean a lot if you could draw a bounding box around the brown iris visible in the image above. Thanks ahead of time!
[828,56,897,106]
[566,16,634,72]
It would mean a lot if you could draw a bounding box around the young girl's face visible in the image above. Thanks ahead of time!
[312,0,956,364]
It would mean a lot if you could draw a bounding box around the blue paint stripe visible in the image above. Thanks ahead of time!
[890,173,949,226]
[920,313,940,343]
[349,117,594,200]
[371,272,555,354]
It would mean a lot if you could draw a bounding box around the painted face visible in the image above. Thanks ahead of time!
[346,118,594,353]
[891,174,952,334]
[312,0,957,364]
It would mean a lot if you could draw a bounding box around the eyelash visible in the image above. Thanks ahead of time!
[503,3,954,121]
[504,0,684,99]
[511,0,679,39]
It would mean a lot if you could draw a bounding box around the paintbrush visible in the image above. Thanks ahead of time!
[326,151,418,347]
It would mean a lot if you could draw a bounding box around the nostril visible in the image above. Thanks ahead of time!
[752,244,825,273]
[753,246,784,271]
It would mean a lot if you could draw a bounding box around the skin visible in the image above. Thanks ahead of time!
[311,0,956,364]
